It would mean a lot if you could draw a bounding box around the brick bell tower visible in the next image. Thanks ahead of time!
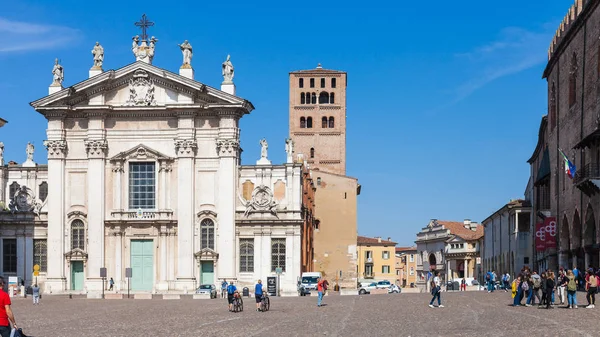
[288,64,347,175]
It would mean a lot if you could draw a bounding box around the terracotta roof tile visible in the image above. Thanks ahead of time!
[436,221,484,241]
[395,246,417,253]
[357,235,397,246]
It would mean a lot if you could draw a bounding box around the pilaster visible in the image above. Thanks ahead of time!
[85,113,107,292]
[216,137,239,279]
[175,137,197,289]
[43,137,67,292]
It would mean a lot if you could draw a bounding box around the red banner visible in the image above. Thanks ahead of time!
[544,217,557,249]
[535,223,546,251]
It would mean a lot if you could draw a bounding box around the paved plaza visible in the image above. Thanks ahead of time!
[10,291,600,336]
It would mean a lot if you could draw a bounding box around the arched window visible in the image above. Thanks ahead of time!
[299,78,304,88]
[320,78,325,88]
[331,78,336,88]
[9,182,19,200]
[329,117,335,128]
[39,182,48,202]
[322,117,328,128]
[319,92,329,104]
[310,148,315,158]
[306,117,313,128]
[311,93,316,104]
[200,218,215,250]
[310,78,315,88]
[330,92,335,104]
[71,220,85,250]
[569,53,578,107]
[306,92,312,104]
[300,117,306,128]
[300,92,306,104]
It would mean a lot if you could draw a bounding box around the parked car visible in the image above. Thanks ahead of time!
[358,282,377,295]
[388,284,401,293]
[376,280,392,289]
[195,284,217,298]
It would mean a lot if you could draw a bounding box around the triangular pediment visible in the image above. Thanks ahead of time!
[110,144,172,162]
[30,61,254,112]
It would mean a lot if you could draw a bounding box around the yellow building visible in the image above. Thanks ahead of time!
[395,247,418,288]
[357,236,397,282]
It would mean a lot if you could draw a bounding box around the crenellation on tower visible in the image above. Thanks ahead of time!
[547,0,589,62]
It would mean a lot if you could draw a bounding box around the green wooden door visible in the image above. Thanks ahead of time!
[200,261,214,285]
[71,261,84,291]
[131,240,154,291]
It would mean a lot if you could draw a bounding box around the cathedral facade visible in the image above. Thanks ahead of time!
[1,31,313,296]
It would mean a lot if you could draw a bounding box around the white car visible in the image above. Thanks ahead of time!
[359,282,377,295]
[376,280,392,289]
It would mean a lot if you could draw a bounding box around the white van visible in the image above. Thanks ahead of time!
[299,272,322,295]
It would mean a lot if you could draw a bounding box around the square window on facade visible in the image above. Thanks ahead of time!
[382,251,389,259]
[382,265,390,274]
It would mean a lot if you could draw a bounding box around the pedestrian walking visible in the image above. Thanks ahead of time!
[317,277,326,307]
[428,271,444,308]
[545,271,555,309]
[108,277,114,291]
[32,284,40,305]
[0,276,18,337]
[254,279,264,312]
[557,269,566,305]
[221,279,228,299]
[531,271,541,305]
[460,278,466,291]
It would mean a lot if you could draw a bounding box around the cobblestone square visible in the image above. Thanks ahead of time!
[9,291,600,336]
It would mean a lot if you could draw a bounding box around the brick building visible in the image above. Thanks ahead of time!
[531,0,600,272]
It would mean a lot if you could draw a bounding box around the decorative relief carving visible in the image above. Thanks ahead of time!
[174,139,197,157]
[124,70,157,106]
[241,185,278,217]
[43,140,67,158]
[216,139,239,156]
[9,185,42,215]
[112,160,124,173]
[159,160,173,172]
[84,139,108,158]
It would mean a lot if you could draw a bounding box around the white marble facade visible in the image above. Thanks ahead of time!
[5,45,305,296]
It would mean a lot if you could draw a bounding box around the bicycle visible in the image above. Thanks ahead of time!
[260,293,270,312]
[232,293,244,312]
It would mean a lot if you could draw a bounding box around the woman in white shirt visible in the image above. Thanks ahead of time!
[429,271,444,308]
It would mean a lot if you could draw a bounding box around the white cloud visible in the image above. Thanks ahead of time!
[0,18,80,52]
[445,26,553,107]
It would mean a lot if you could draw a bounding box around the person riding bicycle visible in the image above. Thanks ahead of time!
[227,281,238,311]
[255,279,265,311]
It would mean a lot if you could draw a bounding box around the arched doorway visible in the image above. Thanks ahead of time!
[585,204,598,268]
[572,210,584,269]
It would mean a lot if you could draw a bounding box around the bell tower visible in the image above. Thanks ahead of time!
[288,64,347,175]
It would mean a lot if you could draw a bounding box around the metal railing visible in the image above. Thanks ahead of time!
[574,163,600,185]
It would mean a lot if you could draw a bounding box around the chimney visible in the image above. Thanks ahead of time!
[387,237,391,242]
[470,222,478,231]
[463,219,471,229]
[377,237,382,243]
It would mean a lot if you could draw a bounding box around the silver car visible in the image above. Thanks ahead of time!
[195,284,217,298]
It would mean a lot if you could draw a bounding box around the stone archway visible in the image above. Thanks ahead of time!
[429,253,437,271]
[572,210,584,269]
[584,204,598,268]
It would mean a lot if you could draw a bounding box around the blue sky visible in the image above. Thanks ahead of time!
[0,0,574,246]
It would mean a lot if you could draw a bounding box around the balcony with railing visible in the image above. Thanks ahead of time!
[574,163,600,196]
[109,209,174,222]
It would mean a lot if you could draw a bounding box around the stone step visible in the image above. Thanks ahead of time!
[105,293,123,299]
[134,293,153,300]
[162,294,180,300]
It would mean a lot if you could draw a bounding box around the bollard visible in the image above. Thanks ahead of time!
[69,294,72,299]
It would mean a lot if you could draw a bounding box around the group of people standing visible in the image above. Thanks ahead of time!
[506,266,599,309]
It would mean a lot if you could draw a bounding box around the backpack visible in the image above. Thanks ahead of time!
[521,281,529,291]
[567,277,577,291]
[227,284,235,294]
[486,273,491,281]
[533,277,541,289]
[590,275,598,288]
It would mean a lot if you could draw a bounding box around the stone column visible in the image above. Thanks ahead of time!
[84,134,108,294]
[216,137,240,279]
[157,226,168,291]
[464,258,469,278]
[114,231,122,291]
[174,138,197,290]
[585,251,590,269]
[159,161,167,210]
[16,234,25,282]
[112,161,123,211]
[24,233,33,285]
[43,132,68,293]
